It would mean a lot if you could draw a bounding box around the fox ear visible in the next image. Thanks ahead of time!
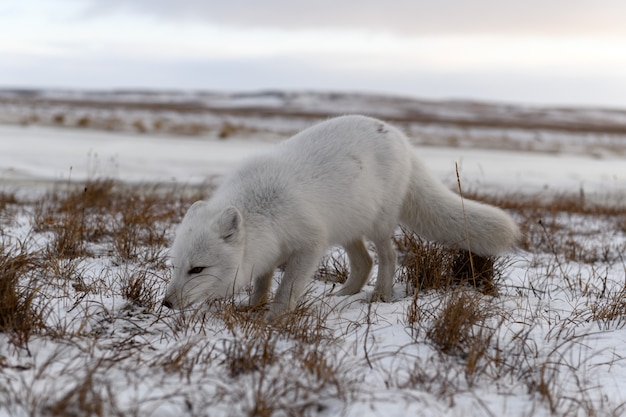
[215,206,243,243]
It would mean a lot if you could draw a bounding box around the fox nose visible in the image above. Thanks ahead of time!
[162,299,173,309]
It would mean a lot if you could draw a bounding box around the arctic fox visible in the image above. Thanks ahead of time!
[163,115,519,317]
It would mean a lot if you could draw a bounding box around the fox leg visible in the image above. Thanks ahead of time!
[371,237,397,302]
[268,248,324,319]
[335,238,373,296]
[250,270,274,307]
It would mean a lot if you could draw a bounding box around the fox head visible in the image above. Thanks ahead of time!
[163,202,246,310]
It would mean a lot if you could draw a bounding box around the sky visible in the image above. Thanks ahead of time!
[1,0,626,108]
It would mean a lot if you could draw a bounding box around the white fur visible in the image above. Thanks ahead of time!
[163,115,520,316]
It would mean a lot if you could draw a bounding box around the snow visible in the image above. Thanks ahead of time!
[1,97,626,417]
[0,125,275,186]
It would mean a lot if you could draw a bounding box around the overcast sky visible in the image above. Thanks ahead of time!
[2,0,626,107]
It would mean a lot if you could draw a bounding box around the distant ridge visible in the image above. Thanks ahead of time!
[2,89,626,136]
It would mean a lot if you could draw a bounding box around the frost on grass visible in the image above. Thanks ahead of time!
[1,182,626,417]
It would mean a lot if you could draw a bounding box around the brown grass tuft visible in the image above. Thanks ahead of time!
[120,268,162,311]
[0,239,43,346]
[591,284,626,327]
[0,191,18,211]
[315,253,349,284]
[218,121,239,139]
[426,290,493,357]
[395,228,499,295]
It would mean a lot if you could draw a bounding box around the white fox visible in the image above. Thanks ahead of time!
[163,115,519,317]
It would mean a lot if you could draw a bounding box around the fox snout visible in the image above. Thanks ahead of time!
[161,290,185,310]
[162,286,201,310]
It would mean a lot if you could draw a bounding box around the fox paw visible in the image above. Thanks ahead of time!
[370,289,392,303]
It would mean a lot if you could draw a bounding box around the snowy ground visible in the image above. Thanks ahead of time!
[1,92,626,417]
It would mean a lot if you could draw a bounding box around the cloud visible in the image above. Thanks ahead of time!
[82,0,626,36]
[4,1,626,107]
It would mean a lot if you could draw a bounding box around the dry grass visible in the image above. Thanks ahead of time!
[0,179,625,417]
[0,191,18,210]
[590,282,626,327]
[315,251,349,284]
[0,239,43,347]
[394,229,500,296]
[425,290,493,357]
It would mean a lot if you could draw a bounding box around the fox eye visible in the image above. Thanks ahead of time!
[188,266,205,275]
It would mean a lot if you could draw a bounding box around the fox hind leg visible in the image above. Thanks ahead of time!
[335,238,373,296]
[371,237,397,302]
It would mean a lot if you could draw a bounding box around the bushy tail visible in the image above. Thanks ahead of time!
[400,156,520,256]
